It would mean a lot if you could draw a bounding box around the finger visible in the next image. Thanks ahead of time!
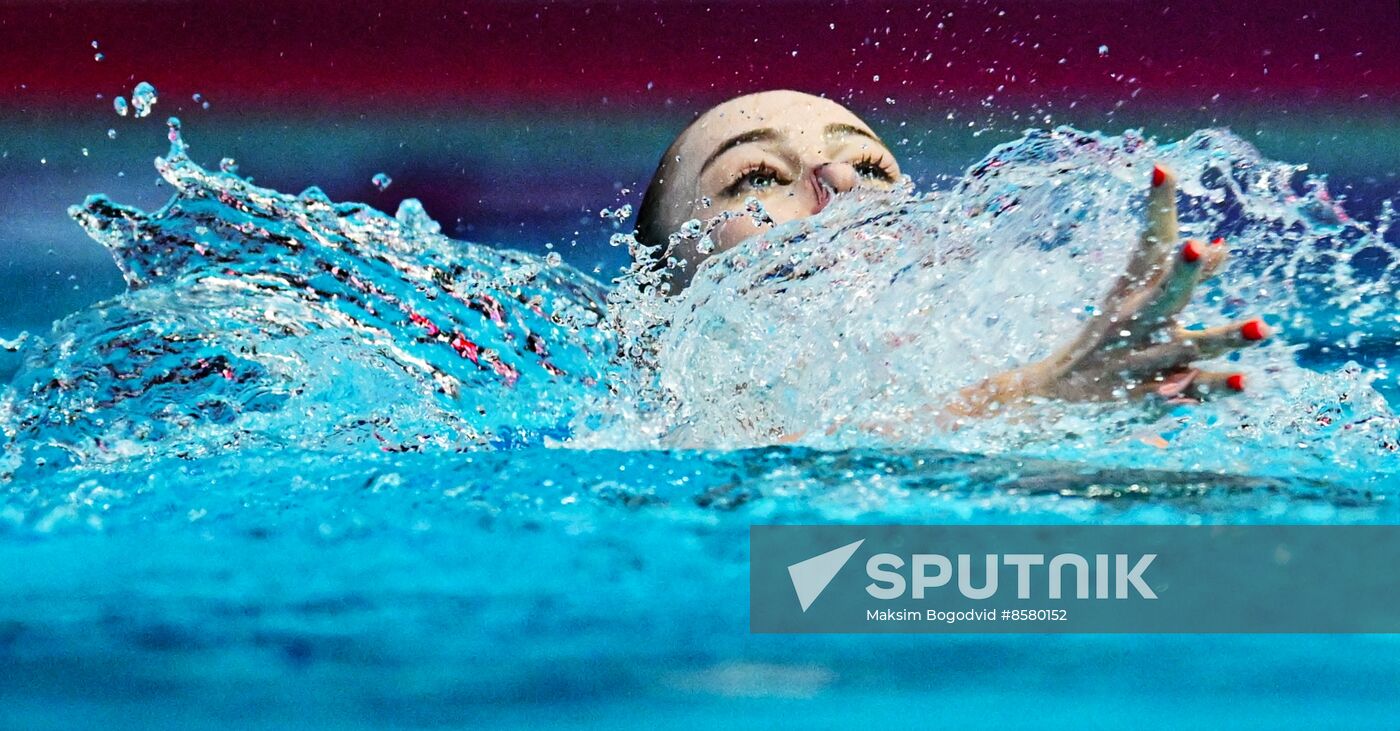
[1122,239,1219,330]
[1115,368,1196,401]
[1153,368,1200,399]
[1174,317,1272,359]
[1120,340,1202,374]
[1199,237,1230,279]
[1124,164,1179,286]
[1185,370,1249,399]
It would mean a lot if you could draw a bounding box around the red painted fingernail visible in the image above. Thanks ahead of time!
[1211,237,1226,247]
[1226,373,1247,392]
[1240,318,1268,341]
[1180,239,1203,263]
[1151,165,1167,187]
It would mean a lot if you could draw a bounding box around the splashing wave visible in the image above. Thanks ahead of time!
[2,125,1396,495]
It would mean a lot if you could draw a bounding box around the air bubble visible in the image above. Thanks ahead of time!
[371,172,393,191]
[113,97,129,116]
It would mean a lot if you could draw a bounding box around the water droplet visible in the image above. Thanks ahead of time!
[166,116,183,146]
[599,205,632,222]
[94,53,104,62]
[106,128,117,139]
[371,172,392,191]
[219,157,239,174]
[131,81,157,118]
[113,97,129,116]
[545,252,562,267]
[1098,45,1109,56]
[81,148,89,157]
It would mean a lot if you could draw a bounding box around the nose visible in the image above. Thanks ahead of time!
[806,162,860,214]
[813,162,860,193]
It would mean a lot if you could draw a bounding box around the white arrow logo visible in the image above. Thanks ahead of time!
[787,539,865,612]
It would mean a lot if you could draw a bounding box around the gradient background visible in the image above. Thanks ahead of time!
[2,0,1398,334]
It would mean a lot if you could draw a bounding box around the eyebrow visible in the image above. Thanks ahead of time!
[696,123,887,177]
[824,122,884,147]
[698,127,781,176]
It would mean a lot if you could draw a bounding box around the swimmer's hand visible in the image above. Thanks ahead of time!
[944,164,1270,420]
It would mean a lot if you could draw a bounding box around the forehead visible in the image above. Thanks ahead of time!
[673,92,874,169]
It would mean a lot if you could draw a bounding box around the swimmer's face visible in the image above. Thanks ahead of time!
[640,90,901,289]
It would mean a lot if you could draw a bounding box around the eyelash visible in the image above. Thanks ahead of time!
[721,154,896,197]
[723,164,790,197]
[852,154,896,182]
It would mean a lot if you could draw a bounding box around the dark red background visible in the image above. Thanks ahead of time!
[5,0,1398,109]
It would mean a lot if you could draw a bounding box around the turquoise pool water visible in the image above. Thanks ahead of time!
[2,118,1397,728]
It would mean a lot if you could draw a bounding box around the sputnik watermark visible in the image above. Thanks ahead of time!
[751,525,1400,633]
[789,541,1155,612]
[863,552,1156,601]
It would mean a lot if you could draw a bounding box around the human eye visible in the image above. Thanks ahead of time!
[852,154,896,183]
[722,164,789,197]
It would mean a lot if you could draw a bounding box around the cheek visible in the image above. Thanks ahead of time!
[755,193,808,225]
[714,217,763,252]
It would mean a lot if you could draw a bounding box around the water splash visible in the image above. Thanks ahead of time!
[2,130,613,476]
[2,124,1395,494]
[592,126,1398,488]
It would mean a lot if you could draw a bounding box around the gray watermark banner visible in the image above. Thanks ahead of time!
[750,525,1400,633]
